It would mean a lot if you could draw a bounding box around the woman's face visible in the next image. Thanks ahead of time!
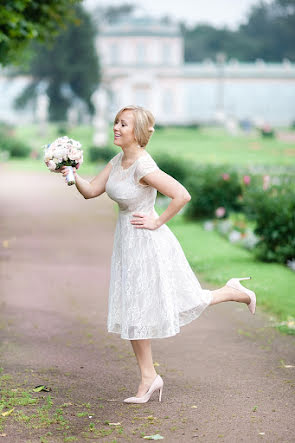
[113,110,136,148]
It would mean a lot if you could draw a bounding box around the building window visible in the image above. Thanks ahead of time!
[136,43,146,65]
[135,88,148,107]
[162,43,171,64]
[162,90,174,114]
[110,43,119,64]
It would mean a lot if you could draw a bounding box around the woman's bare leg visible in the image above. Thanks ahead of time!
[130,339,158,397]
[128,287,250,397]
[210,285,251,306]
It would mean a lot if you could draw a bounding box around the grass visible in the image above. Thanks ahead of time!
[0,369,128,441]
[149,126,295,167]
[161,207,295,335]
[12,123,295,169]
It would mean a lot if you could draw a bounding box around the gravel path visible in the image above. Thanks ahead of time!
[0,167,294,443]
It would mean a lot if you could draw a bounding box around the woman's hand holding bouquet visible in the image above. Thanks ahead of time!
[43,136,83,185]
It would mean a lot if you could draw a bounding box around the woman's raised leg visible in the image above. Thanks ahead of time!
[209,285,251,306]
[130,339,158,397]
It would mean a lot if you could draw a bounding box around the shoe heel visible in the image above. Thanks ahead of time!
[159,386,163,402]
[237,277,251,281]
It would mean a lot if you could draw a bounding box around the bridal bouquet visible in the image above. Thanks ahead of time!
[43,136,83,186]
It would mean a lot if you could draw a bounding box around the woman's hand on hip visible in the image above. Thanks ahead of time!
[130,212,159,230]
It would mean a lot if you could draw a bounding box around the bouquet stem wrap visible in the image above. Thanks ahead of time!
[66,166,75,186]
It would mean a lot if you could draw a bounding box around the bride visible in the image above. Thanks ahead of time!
[57,105,256,404]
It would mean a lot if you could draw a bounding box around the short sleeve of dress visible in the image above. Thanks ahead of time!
[109,152,121,166]
[135,154,160,185]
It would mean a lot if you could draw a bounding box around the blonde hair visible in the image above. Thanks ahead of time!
[114,105,155,148]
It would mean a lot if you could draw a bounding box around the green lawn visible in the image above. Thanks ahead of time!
[162,208,295,335]
[149,126,295,167]
[13,123,295,170]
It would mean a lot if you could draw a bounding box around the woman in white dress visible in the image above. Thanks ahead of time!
[60,105,256,404]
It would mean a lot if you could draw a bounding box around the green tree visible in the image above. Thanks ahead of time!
[183,0,295,62]
[0,0,82,66]
[15,4,100,121]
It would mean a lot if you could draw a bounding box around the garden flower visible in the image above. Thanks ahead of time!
[216,219,233,234]
[287,259,295,272]
[243,175,251,185]
[215,207,226,218]
[263,175,270,190]
[204,221,215,231]
[222,173,230,180]
[229,230,242,243]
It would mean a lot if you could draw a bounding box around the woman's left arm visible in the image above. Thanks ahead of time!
[131,170,191,230]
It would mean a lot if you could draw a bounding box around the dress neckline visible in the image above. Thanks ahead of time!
[119,151,148,171]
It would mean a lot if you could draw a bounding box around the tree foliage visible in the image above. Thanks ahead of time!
[183,0,295,62]
[15,4,100,121]
[0,0,82,65]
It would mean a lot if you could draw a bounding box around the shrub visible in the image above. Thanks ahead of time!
[57,123,69,136]
[259,125,275,138]
[243,184,295,264]
[0,130,31,158]
[153,152,189,183]
[184,164,243,220]
[88,145,118,162]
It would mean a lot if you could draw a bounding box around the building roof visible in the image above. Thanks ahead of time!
[100,15,181,38]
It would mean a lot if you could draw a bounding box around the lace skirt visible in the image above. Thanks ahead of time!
[107,211,213,340]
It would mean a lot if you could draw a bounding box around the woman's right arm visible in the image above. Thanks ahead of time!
[60,162,112,199]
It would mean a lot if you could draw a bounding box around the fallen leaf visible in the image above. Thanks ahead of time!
[259,432,265,435]
[1,408,14,417]
[0,433,7,437]
[108,422,121,426]
[143,434,164,440]
[2,240,9,248]
[153,362,160,367]
[33,385,52,392]
[284,365,295,368]
[191,405,198,408]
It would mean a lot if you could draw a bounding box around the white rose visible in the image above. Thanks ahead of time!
[44,151,52,162]
[47,160,56,171]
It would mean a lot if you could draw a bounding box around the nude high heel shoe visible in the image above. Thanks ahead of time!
[225,277,256,315]
[123,375,164,404]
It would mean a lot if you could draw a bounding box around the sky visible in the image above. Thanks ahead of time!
[83,0,272,29]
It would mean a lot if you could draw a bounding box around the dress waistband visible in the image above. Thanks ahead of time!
[119,208,157,216]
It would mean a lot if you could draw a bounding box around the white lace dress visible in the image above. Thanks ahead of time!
[105,150,213,340]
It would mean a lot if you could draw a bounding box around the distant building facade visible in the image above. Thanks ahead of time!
[97,16,295,126]
[1,15,295,126]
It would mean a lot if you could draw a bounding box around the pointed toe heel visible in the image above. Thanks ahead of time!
[226,277,256,315]
[123,375,164,404]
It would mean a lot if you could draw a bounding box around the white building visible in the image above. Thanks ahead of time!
[97,16,295,126]
[1,15,295,126]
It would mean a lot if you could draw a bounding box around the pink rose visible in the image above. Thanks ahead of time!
[215,207,226,218]
[222,173,230,181]
[243,175,251,185]
[68,148,81,161]
[263,175,270,190]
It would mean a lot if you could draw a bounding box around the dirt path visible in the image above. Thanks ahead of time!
[0,167,294,443]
